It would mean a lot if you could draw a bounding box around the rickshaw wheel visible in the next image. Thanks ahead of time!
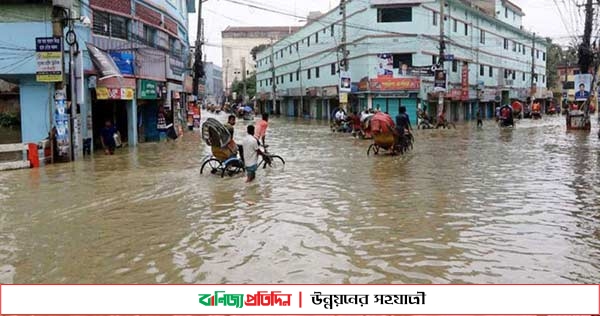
[200,158,221,175]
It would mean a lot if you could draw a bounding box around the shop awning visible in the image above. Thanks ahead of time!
[86,43,122,80]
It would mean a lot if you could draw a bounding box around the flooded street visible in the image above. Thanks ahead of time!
[0,115,599,284]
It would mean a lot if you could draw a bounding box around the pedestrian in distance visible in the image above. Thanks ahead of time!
[100,120,117,155]
[477,109,483,128]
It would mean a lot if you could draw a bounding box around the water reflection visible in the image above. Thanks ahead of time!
[0,115,599,284]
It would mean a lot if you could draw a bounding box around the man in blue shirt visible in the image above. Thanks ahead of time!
[575,83,590,100]
[100,120,117,155]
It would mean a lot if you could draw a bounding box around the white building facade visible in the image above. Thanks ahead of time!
[222,26,300,97]
[255,0,549,122]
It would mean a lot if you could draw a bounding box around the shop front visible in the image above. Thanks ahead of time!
[137,79,162,143]
[91,77,136,149]
[320,86,338,120]
[360,76,421,121]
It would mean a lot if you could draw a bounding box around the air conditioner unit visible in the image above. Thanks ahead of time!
[52,0,73,9]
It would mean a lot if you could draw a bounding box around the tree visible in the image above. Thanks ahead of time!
[250,44,269,61]
[546,39,562,90]
[230,72,257,102]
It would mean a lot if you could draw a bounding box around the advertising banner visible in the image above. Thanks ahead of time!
[109,52,135,76]
[138,79,158,99]
[35,37,63,82]
[54,89,70,159]
[340,71,352,92]
[369,77,420,91]
[0,284,598,314]
[461,62,469,101]
[96,87,134,100]
[433,70,446,91]
[376,53,394,77]
[574,74,592,101]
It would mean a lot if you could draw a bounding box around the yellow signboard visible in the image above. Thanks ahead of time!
[339,93,348,103]
[36,51,63,83]
[96,87,135,100]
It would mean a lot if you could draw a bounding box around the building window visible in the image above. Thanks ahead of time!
[289,46,292,54]
[503,38,508,50]
[523,72,526,81]
[489,66,493,77]
[464,23,468,35]
[480,30,485,44]
[315,32,319,43]
[480,65,484,76]
[93,11,128,40]
[512,41,516,52]
[452,60,458,72]
[143,25,156,46]
[276,76,279,84]
[307,68,311,79]
[290,73,293,82]
[536,50,540,59]
[269,78,272,85]
[504,69,508,79]
[432,55,437,65]
[433,11,438,26]
[392,53,412,68]
[512,71,516,80]
[296,70,299,81]
[543,52,546,61]
[307,36,310,47]
[505,7,508,18]
[280,50,283,58]
[377,7,412,23]
[315,66,320,78]
[331,24,334,36]
[453,19,457,32]
[542,75,546,83]
[331,63,336,75]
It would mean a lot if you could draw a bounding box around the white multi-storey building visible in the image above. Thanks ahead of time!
[255,0,549,121]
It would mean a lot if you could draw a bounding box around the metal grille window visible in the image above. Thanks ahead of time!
[93,11,109,36]
[452,60,458,72]
[377,7,412,23]
[316,66,320,78]
[144,25,156,47]
[93,11,128,40]
[480,65,484,76]
[489,66,493,77]
[331,63,336,75]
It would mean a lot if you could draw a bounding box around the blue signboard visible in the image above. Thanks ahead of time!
[444,54,454,61]
[109,52,135,75]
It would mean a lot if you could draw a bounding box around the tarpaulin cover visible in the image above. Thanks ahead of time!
[202,118,231,148]
[370,112,396,134]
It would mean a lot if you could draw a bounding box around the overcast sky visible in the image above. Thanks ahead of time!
[188,0,583,67]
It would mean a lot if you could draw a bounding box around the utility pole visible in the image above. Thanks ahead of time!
[225,59,230,103]
[529,32,535,120]
[341,0,348,72]
[193,0,205,101]
[241,57,247,103]
[579,0,594,75]
[438,0,446,117]
[270,38,276,115]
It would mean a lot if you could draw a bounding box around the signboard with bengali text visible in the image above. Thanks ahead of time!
[35,37,63,82]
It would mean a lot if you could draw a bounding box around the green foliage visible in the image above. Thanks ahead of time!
[230,73,257,102]
[546,40,562,90]
[0,112,20,127]
[250,44,269,61]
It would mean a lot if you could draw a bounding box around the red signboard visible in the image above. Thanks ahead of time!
[368,77,420,91]
[450,89,462,100]
[461,63,469,101]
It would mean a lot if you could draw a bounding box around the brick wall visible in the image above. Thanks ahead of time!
[135,3,161,27]
[164,17,178,36]
[90,0,131,15]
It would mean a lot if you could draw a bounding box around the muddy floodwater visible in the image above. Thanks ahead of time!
[0,115,599,284]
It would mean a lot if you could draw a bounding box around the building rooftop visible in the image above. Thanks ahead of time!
[222,26,302,34]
